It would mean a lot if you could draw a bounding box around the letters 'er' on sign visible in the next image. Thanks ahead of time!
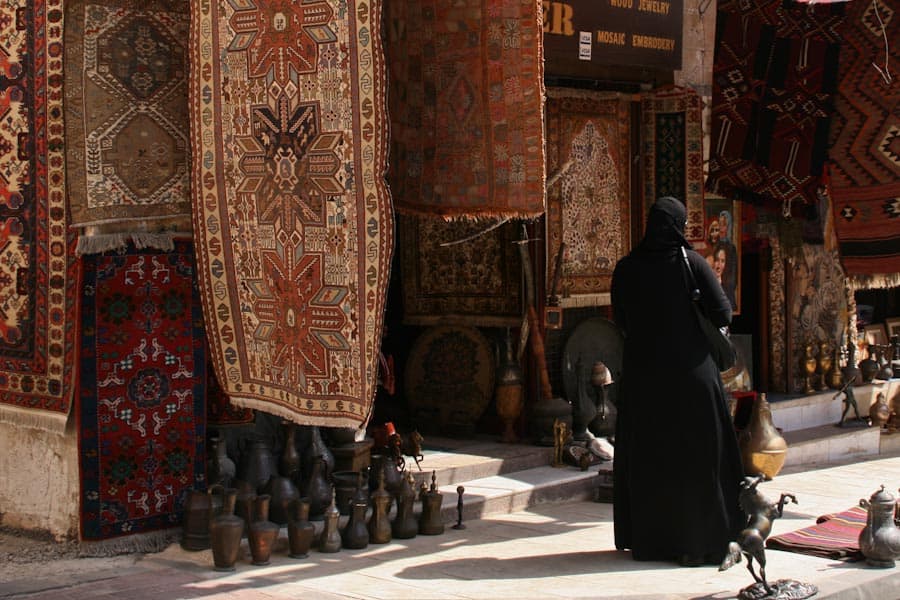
[543,0,684,75]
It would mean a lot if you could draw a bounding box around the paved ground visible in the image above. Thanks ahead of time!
[2,454,900,600]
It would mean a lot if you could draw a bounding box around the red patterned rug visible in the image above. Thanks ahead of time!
[385,0,545,218]
[641,86,705,241]
[828,0,900,278]
[0,0,79,432]
[545,89,631,305]
[189,0,393,426]
[64,0,192,255]
[766,506,866,561]
[707,1,843,210]
[398,215,522,327]
[78,240,206,541]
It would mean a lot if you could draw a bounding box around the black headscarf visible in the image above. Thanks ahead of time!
[635,196,692,255]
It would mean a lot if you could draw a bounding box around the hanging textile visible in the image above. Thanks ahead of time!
[829,0,900,282]
[385,0,546,218]
[641,86,706,241]
[0,0,79,432]
[78,240,206,543]
[707,1,844,209]
[545,89,631,306]
[398,215,522,327]
[189,0,393,426]
[64,0,192,255]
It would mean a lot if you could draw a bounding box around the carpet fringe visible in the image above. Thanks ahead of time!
[0,404,69,433]
[76,232,178,256]
[78,528,180,557]
[848,272,900,291]
[228,395,367,429]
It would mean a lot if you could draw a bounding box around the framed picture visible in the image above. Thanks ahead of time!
[863,324,888,347]
[696,195,741,315]
[885,317,900,339]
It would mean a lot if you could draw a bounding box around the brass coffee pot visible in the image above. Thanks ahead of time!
[418,471,444,535]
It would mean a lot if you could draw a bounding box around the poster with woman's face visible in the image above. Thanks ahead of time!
[695,197,740,315]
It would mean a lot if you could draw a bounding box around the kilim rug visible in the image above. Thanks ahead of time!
[545,89,631,306]
[641,86,705,241]
[828,0,900,281]
[64,0,192,255]
[767,506,866,561]
[78,240,206,541]
[399,215,522,327]
[385,0,545,218]
[707,1,843,210]
[190,0,393,427]
[0,0,79,432]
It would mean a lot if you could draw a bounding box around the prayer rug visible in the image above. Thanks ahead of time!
[78,240,206,541]
[828,0,900,280]
[0,0,79,432]
[398,215,522,327]
[64,0,192,255]
[545,89,631,306]
[385,0,545,218]
[766,505,866,561]
[707,1,843,210]
[641,86,705,241]
[190,0,393,427]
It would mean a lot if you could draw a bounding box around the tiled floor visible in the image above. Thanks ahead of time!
[3,454,899,599]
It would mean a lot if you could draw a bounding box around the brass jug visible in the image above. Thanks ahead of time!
[247,494,279,566]
[181,489,212,551]
[418,471,444,535]
[739,393,788,479]
[341,501,370,549]
[368,471,392,544]
[318,489,342,553]
[286,497,315,559]
[209,487,243,572]
[858,486,900,568]
[392,471,418,539]
[494,328,524,443]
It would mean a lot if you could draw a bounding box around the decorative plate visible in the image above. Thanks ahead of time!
[404,325,495,436]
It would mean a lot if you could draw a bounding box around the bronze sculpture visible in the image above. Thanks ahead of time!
[720,475,817,600]
[835,375,866,427]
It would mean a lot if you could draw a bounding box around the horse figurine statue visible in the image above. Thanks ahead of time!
[719,474,798,596]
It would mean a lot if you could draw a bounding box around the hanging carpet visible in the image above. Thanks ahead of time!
[707,1,844,209]
[398,215,522,327]
[189,0,393,427]
[828,0,900,280]
[766,505,866,561]
[64,0,192,256]
[385,0,546,218]
[78,240,206,542]
[545,89,631,306]
[0,0,79,432]
[641,86,705,241]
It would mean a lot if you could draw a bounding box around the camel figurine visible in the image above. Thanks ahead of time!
[720,474,798,595]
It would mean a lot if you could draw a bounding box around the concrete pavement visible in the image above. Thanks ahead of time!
[2,454,899,599]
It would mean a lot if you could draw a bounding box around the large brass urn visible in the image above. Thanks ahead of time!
[739,393,788,479]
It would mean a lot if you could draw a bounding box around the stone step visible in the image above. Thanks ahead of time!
[396,436,611,525]
[768,381,889,432]
[782,422,881,469]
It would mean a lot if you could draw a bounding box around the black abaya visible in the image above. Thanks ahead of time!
[610,197,744,564]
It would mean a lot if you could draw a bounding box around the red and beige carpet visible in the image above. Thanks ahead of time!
[0,0,79,432]
[189,0,393,427]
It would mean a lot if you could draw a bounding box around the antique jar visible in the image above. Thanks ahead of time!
[858,486,900,567]
[739,393,788,479]
[209,487,243,571]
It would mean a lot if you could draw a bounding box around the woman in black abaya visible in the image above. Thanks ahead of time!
[610,197,744,566]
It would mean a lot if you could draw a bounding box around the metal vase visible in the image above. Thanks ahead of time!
[209,487,243,571]
[247,494,279,566]
[286,497,315,559]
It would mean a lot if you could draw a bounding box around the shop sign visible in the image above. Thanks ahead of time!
[543,0,684,75]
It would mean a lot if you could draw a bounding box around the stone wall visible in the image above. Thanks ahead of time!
[0,423,80,540]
